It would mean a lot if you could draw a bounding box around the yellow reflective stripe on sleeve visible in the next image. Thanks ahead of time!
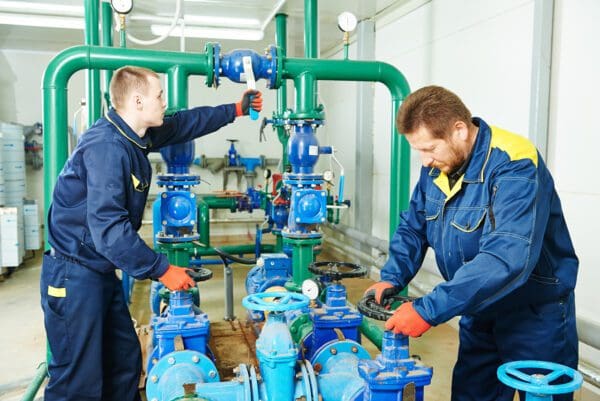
[490,126,538,167]
[131,174,140,189]
[433,173,464,201]
[48,286,66,298]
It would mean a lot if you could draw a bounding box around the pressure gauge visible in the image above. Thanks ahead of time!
[263,169,272,179]
[111,0,133,14]
[323,170,334,182]
[337,12,358,33]
[301,279,321,301]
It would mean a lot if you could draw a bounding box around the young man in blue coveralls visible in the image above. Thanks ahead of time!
[365,86,578,401]
[40,66,263,401]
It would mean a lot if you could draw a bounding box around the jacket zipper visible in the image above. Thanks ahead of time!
[489,185,497,231]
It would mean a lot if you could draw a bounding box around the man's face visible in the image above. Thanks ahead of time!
[137,75,166,127]
[404,124,469,174]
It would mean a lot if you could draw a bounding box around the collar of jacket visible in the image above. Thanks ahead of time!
[106,108,150,150]
[427,117,492,184]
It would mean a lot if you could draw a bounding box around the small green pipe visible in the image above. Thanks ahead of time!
[198,199,210,246]
[194,244,275,256]
[167,65,189,112]
[293,72,317,116]
[343,43,349,60]
[199,196,238,210]
[304,0,318,59]
[283,237,320,291]
[101,1,113,109]
[301,0,318,114]
[20,362,47,401]
[359,318,383,350]
[84,0,102,125]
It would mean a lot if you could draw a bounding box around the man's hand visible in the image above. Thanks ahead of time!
[235,89,263,117]
[363,281,397,304]
[159,265,195,291]
[385,302,432,337]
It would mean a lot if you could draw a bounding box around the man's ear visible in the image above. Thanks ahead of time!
[454,120,469,141]
[134,94,143,110]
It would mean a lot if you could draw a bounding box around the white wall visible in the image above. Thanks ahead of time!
[320,0,600,386]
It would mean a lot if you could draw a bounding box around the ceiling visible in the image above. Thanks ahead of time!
[0,0,406,56]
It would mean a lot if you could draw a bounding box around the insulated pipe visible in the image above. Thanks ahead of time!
[281,57,411,237]
[43,45,211,218]
[84,0,102,125]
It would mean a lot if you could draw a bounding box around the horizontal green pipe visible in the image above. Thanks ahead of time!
[199,196,239,210]
[20,362,47,401]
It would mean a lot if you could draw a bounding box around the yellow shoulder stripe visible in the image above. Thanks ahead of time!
[490,126,538,167]
[48,285,66,298]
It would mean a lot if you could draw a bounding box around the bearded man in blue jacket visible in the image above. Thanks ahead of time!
[365,85,578,401]
[40,66,262,401]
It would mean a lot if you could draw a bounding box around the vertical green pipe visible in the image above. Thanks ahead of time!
[275,13,289,168]
[84,0,101,125]
[294,72,316,116]
[166,66,189,112]
[389,98,411,237]
[101,1,113,109]
[198,199,210,246]
[302,0,318,112]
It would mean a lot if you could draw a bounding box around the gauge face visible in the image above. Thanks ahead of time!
[263,168,272,179]
[323,170,334,182]
[301,279,320,300]
[111,0,133,14]
[337,12,358,33]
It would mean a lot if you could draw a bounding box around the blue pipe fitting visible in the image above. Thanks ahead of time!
[148,291,211,375]
[288,124,320,175]
[239,156,262,173]
[146,350,220,401]
[245,254,292,321]
[213,45,278,89]
[358,331,432,401]
[160,141,195,175]
[156,191,198,241]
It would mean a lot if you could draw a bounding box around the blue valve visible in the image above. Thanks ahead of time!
[249,95,259,121]
[242,292,309,312]
[497,360,582,401]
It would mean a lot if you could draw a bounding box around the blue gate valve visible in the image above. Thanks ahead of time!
[497,360,583,401]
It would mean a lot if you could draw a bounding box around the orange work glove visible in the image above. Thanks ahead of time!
[159,265,195,291]
[363,281,397,304]
[385,301,432,337]
[235,89,263,117]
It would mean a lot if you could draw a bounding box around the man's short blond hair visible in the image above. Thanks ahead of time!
[109,66,159,111]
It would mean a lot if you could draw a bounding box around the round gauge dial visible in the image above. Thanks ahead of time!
[301,279,320,300]
[337,12,358,33]
[111,0,133,14]
[323,170,334,182]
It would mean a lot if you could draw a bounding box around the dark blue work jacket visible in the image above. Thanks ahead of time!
[381,118,578,325]
[47,105,236,279]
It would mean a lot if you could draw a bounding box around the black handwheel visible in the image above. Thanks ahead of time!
[186,268,213,282]
[308,261,367,281]
[357,294,415,321]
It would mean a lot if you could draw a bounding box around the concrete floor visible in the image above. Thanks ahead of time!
[0,239,461,401]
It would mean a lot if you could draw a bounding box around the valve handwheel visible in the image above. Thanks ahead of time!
[242,291,309,312]
[357,293,415,321]
[308,261,367,281]
[497,360,583,396]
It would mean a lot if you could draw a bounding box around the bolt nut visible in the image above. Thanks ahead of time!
[351,346,358,353]
[209,370,217,378]
[150,375,158,383]
[162,193,167,198]
[330,348,337,355]
[192,355,199,363]
[168,357,175,365]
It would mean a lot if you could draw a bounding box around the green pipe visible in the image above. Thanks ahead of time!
[275,13,289,168]
[293,72,317,116]
[198,199,210,246]
[199,196,238,210]
[101,1,113,109]
[360,318,383,350]
[282,57,412,233]
[167,65,189,112]
[84,0,102,125]
[304,0,318,59]
[19,362,48,401]
[283,237,321,292]
[194,244,275,256]
[43,45,210,218]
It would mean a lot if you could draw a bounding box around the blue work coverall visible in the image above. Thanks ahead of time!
[40,105,236,401]
[381,118,578,401]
